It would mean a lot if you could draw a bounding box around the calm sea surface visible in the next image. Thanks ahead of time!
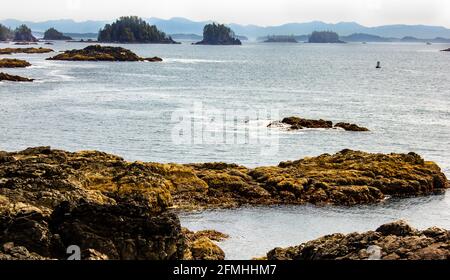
[1,41,449,259]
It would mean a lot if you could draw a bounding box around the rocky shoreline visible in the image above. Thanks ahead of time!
[266,220,450,260]
[0,147,448,260]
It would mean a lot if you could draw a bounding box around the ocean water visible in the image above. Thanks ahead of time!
[1,41,450,259]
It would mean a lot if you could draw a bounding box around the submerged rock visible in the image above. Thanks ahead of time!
[0,47,53,55]
[47,45,163,62]
[266,220,450,260]
[0,72,34,82]
[0,58,31,68]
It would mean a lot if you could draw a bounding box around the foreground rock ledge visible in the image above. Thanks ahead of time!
[266,220,450,260]
[47,45,163,62]
[0,147,448,260]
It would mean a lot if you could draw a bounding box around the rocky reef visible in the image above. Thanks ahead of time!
[266,220,450,260]
[195,23,242,45]
[269,116,370,131]
[47,45,162,62]
[0,147,447,260]
[0,72,34,82]
[0,47,53,55]
[0,58,31,68]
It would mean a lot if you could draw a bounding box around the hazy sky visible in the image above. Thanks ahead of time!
[2,0,450,27]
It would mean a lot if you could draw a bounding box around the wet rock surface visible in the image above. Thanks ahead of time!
[269,116,369,131]
[182,229,227,260]
[47,45,162,62]
[266,220,450,260]
[0,72,34,82]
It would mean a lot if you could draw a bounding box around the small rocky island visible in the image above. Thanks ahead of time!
[266,220,450,260]
[0,58,31,68]
[0,24,13,41]
[98,16,178,44]
[269,116,369,131]
[441,48,450,52]
[47,45,163,62]
[43,28,73,40]
[264,35,298,43]
[13,24,37,42]
[309,31,344,43]
[195,23,242,45]
[0,72,34,82]
[0,47,53,55]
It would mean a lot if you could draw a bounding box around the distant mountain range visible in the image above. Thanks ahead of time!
[2,17,450,40]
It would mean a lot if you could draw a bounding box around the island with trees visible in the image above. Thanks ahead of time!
[308,31,344,43]
[13,25,37,42]
[43,28,73,40]
[0,24,13,41]
[98,16,178,44]
[195,23,242,45]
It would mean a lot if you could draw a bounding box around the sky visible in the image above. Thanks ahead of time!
[1,0,450,27]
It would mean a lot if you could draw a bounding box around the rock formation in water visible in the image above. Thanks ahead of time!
[0,47,53,55]
[266,220,450,260]
[441,48,450,52]
[13,25,37,42]
[334,122,370,131]
[43,28,72,41]
[308,31,344,43]
[269,116,369,131]
[0,72,34,82]
[98,16,178,44]
[0,147,448,259]
[47,45,163,62]
[195,23,242,45]
[0,58,31,68]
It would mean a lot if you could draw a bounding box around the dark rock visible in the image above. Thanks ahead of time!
[281,116,333,129]
[334,122,369,131]
[145,56,163,62]
[0,72,34,82]
[266,220,450,260]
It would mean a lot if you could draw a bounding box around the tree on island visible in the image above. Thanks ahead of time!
[98,16,178,44]
[0,24,13,41]
[195,23,241,45]
[14,25,37,42]
[308,31,344,43]
[43,28,72,40]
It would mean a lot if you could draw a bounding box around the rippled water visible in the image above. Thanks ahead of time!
[180,193,450,259]
[1,41,449,259]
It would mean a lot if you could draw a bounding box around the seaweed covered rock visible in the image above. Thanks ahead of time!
[47,45,162,62]
[266,220,450,260]
[0,147,185,260]
[183,229,227,260]
[0,58,31,68]
[0,72,34,82]
[0,47,53,55]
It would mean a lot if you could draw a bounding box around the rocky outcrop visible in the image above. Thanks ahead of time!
[0,58,31,68]
[195,23,242,45]
[269,116,369,131]
[0,47,53,55]
[334,122,369,131]
[266,220,450,260]
[47,45,163,62]
[0,72,34,82]
[441,48,450,52]
[0,147,448,259]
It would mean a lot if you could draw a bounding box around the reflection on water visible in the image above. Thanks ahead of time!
[180,193,450,259]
